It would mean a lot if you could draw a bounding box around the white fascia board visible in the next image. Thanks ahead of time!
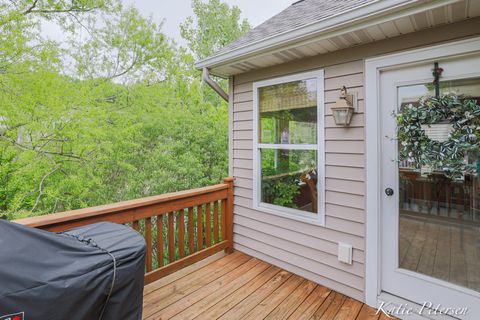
[196,0,461,73]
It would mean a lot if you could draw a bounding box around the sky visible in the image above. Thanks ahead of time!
[41,0,294,48]
[119,0,296,44]
[120,0,294,45]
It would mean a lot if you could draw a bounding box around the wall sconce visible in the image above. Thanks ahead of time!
[331,86,355,126]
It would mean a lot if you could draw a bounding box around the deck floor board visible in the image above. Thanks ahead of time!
[143,251,382,320]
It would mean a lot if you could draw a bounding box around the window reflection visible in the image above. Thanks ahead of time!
[397,78,480,292]
[259,79,317,145]
[257,77,319,214]
[261,149,318,213]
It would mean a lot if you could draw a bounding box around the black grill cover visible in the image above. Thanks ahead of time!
[0,220,146,320]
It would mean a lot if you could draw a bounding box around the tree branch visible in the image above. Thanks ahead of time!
[31,167,60,211]
[23,0,39,15]
[25,7,95,15]
[23,2,103,16]
[0,135,87,161]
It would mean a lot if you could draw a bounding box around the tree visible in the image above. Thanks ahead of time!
[0,0,117,75]
[0,0,248,219]
[68,6,174,83]
[180,0,251,105]
[180,0,251,61]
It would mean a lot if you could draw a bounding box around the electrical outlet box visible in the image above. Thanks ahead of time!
[338,242,353,265]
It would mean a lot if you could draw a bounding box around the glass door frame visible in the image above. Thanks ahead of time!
[389,73,480,294]
[364,37,480,309]
[380,55,480,319]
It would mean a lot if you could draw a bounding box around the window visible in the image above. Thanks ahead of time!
[253,70,325,224]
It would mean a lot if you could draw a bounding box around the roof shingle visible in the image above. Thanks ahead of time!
[213,0,378,56]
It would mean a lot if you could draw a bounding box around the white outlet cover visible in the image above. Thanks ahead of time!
[338,242,353,265]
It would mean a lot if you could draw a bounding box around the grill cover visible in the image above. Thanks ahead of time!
[0,220,146,320]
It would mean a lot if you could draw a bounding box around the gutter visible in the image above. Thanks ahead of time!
[196,0,460,73]
[202,68,229,102]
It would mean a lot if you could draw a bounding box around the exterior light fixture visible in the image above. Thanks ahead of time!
[331,86,354,126]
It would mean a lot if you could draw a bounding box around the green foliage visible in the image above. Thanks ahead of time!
[68,5,173,83]
[180,0,251,106]
[180,0,251,61]
[0,0,115,75]
[396,94,480,180]
[260,150,302,209]
[0,0,246,218]
[262,176,300,208]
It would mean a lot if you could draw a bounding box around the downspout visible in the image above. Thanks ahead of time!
[201,68,233,176]
[202,68,229,102]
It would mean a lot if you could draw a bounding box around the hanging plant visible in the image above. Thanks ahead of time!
[395,93,480,180]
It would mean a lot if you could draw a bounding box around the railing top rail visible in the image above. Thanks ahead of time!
[15,183,229,229]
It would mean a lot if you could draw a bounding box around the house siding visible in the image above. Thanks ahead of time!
[229,18,480,302]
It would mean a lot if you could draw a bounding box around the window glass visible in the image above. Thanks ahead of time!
[259,79,317,144]
[256,74,322,219]
[397,78,480,292]
[260,149,318,213]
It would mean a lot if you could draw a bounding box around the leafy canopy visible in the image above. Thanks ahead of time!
[181,0,251,61]
[0,0,250,219]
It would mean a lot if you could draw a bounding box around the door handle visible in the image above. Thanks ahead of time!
[385,188,394,196]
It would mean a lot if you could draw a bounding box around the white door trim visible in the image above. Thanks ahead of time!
[364,36,480,308]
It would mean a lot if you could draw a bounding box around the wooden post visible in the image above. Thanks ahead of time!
[223,177,235,254]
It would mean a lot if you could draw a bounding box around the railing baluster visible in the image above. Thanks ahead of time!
[168,212,175,263]
[213,201,219,244]
[178,209,185,258]
[145,217,152,272]
[196,204,203,251]
[156,215,164,267]
[188,207,194,255]
[132,220,139,232]
[221,199,226,242]
[205,202,211,247]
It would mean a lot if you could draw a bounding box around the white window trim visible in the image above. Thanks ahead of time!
[252,69,325,226]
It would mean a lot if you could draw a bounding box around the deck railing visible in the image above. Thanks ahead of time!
[15,177,234,285]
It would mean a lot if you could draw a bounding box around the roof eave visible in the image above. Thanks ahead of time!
[196,0,460,76]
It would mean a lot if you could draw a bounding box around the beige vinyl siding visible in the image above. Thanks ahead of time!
[231,59,367,300]
[229,19,480,302]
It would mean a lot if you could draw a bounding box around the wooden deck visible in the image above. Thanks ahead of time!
[143,251,385,320]
[399,212,480,292]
